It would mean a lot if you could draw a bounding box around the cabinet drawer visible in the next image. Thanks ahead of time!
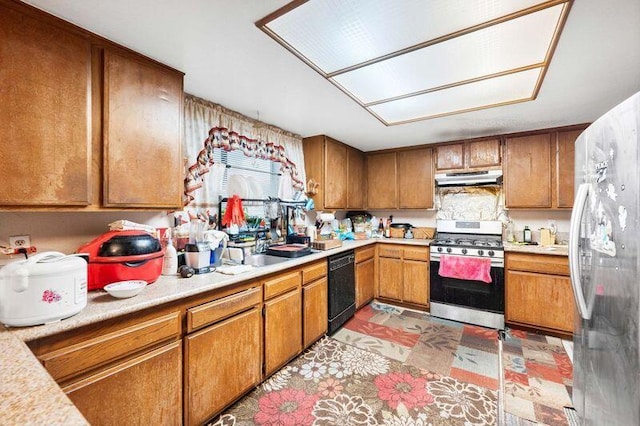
[506,253,569,276]
[187,286,262,332]
[378,246,402,259]
[403,247,429,261]
[302,261,327,285]
[355,246,375,263]
[40,311,181,382]
[264,271,302,299]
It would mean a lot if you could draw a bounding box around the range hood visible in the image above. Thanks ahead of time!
[435,170,503,187]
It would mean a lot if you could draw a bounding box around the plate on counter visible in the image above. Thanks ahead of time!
[104,280,147,299]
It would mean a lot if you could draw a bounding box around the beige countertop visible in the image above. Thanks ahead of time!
[0,237,432,424]
[503,242,569,256]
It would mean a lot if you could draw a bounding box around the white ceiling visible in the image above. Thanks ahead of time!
[23,0,640,151]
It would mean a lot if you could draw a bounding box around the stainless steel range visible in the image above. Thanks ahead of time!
[429,220,505,329]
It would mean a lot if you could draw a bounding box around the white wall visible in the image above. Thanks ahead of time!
[0,212,170,263]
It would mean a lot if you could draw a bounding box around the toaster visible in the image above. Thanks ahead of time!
[0,252,88,327]
[78,230,164,290]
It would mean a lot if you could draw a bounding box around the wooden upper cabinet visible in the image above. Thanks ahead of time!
[436,139,500,172]
[347,148,366,209]
[467,139,501,169]
[324,139,348,208]
[398,148,433,209]
[0,4,92,206]
[556,129,583,208]
[102,50,183,208]
[303,135,364,210]
[436,143,464,170]
[504,133,552,208]
[367,152,397,209]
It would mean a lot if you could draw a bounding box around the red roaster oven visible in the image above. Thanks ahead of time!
[77,230,164,290]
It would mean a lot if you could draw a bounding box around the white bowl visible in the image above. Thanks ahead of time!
[104,280,147,299]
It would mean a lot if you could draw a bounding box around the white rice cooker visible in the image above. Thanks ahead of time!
[0,252,88,327]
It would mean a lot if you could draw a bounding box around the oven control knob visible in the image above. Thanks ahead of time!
[446,247,452,253]
[461,248,467,254]
[437,247,443,252]
[488,250,495,257]
[478,249,484,256]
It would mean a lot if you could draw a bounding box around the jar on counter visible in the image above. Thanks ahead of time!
[523,225,532,243]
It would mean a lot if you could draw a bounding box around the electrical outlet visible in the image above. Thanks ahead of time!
[9,235,31,249]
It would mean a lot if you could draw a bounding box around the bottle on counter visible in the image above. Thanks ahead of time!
[378,219,384,237]
[384,218,391,238]
[162,235,178,275]
[523,225,532,243]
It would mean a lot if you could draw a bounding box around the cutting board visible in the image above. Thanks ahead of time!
[311,239,343,250]
[266,243,311,258]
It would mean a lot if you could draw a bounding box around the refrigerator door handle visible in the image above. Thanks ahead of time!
[569,182,591,320]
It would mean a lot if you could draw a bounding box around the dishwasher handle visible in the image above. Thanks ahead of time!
[329,253,355,271]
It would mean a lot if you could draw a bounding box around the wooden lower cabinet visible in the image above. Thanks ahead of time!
[403,260,429,305]
[264,289,302,376]
[356,257,375,308]
[378,256,403,300]
[506,253,574,334]
[378,245,430,307]
[303,277,328,348]
[64,341,182,426]
[185,308,262,425]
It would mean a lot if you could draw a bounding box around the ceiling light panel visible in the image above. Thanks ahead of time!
[331,4,563,104]
[369,68,542,124]
[264,0,554,74]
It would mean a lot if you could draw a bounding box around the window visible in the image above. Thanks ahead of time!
[216,148,280,200]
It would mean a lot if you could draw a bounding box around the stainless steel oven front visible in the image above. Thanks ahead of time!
[429,255,505,329]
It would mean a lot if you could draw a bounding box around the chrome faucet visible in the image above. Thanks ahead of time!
[254,238,269,254]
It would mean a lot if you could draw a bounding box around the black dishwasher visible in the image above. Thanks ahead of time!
[327,250,356,334]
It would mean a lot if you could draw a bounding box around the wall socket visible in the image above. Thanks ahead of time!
[9,235,31,249]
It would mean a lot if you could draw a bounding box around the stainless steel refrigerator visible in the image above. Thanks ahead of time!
[569,91,639,425]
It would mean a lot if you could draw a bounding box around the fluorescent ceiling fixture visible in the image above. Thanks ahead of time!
[257,0,572,126]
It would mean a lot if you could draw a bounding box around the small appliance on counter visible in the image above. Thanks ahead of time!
[185,243,212,274]
[0,251,88,327]
[77,230,164,290]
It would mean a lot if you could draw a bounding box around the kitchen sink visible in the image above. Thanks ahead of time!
[243,254,291,267]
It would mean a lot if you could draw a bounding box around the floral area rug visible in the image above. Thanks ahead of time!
[211,337,497,426]
[332,303,500,391]
[502,328,573,425]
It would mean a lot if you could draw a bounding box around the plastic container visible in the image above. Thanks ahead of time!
[162,238,178,276]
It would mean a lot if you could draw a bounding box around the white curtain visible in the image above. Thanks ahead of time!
[183,94,306,207]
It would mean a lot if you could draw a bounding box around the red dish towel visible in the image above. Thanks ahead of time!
[438,254,492,283]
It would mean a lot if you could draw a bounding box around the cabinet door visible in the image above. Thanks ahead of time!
[0,5,91,206]
[265,289,302,376]
[324,138,348,208]
[505,134,552,208]
[398,148,433,208]
[367,152,397,209]
[378,257,403,301]
[64,342,182,426]
[303,277,328,348]
[355,257,375,309]
[556,129,581,208]
[185,308,262,425]
[403,260,429,306]
[347,148,366,209]
[103,49,183,208]
[506,270,575,333]
[467,139,501,169]
[436,143,464,170]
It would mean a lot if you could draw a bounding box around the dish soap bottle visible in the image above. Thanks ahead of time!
[162,234,178,275]
[523,225,532,243]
